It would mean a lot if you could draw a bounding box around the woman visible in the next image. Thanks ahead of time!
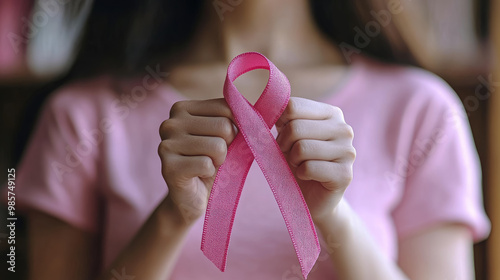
[16,0,489,279]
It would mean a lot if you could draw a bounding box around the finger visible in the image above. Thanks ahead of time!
[278,121,354,152]
[186,116,237,145]
[287,139,356,167]
[276,119,349,152]
[170,99,235,121]
[159,136,228,166]
[160,153,216,180]
[160,116,237,145]
[296,160,353,189]
[276,97,344,128]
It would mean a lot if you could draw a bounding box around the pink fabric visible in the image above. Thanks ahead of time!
[203,53,319,278]
[10,55,490,279]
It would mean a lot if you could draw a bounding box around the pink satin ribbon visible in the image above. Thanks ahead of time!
[201,52,320,279]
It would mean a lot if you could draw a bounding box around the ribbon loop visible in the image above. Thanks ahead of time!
[201,52,320,279]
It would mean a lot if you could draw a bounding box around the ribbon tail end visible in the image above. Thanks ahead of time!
[301,246,321,279]
[201,247,227,273]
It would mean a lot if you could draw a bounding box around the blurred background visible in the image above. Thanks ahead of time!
[0,0,498,279]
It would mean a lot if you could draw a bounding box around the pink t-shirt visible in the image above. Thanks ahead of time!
[13,56,490,279]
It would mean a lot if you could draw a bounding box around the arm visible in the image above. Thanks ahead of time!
[316,201,474,280]
[28,195,192,280]
[314,200,409,280]
[397,223,475,280]
[98,99,236,280]
[29,99,237,280]
[276,97,406,279]
[96,196,192,280]
[277,97,475,279]
[28,211,99,280]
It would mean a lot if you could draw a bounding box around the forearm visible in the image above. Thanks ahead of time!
[315,199,409,280]
[97,195,191,280]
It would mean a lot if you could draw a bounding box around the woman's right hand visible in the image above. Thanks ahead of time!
[158,99,237,225]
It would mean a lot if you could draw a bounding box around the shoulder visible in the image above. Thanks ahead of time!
[346,57,473,161]
[43,73,167,122]
[357,56,463,112]
[45,75,117,115]
[38,75,120,133]
[39,72,179,146]
[351,56,467,137]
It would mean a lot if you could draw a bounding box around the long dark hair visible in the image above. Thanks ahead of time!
[13,0,414,166]
[71,0,414,77]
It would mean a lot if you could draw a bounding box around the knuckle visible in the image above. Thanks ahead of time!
[289,120,303,139]
[212,139,228,166]
[301,160,312,171]
[159,151,177,177]
[297,161,313,179]
[293,140,309,159]
[346,146,356,160]
[338,164,353,186]
[279,123,292,142]
[220,104,234,119]
[157,140,172,157]
[199,157,215,174]
[213,138,228,156]
[344,124,354,138]
[285,98,299,117]
[170,101,187,117]
[217,118,234,140]
[329,106,344,119]
[159,119,181,139]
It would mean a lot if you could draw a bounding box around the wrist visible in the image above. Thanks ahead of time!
[314,198,352,238]
[158,194,197,231]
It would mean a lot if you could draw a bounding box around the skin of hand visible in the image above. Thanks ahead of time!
[158,98,237,225]
[158,96,355,226]
[276,97,356,224]
[154,95,470,280]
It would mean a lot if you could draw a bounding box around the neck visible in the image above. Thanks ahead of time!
[187,0,344,67]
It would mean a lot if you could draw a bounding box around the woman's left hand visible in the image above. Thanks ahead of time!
[276,97,356,224]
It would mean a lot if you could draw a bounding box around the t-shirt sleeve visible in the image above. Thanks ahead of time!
[391,77,491,242]
[10,86,101,233]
